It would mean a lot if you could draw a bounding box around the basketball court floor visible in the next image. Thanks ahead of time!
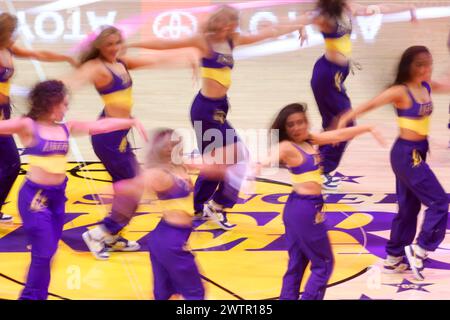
[0,0,449,300]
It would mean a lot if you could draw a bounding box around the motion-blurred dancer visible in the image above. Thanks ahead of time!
[114,128,236,299]
[0,13,76,223]
[302,0,416,189]
[265,102,384,300]
[129,5,306,230]
[0,80,145,300]
[63,26,195,259]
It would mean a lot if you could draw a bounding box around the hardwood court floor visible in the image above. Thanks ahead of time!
[0,1,449,299]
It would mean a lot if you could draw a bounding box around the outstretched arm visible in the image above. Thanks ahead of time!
[310,124,385,147]
[234,17,308,46]
[337,85,405,129]
[127,35,207,55]
[348,1,416,20]
[253,141,291,175]
[60,60,100,91]
[430,76,450,93]
[68,118,147,141]
[0,117,33,143]
[11,45,77,66]
[120,48,200,71]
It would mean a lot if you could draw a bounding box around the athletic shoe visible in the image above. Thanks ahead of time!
[105,235,140,252]
[322,174,339,190]
[82,230,110,260]
[383,255,409,273]
[405,244,427,281]
[0,213,13,224]
[203,203,236,231]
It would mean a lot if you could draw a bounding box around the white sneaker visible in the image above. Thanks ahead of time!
[203,203,236,231]
[82,229,110,260]
[105,235,140,252]
[0,213,13,224]
[383,255,409,274]
[322,174,339,190]
[405,244,426,281]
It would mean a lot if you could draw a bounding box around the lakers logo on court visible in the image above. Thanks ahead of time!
[0,162,449,300]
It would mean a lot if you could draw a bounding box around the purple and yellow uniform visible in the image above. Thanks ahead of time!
[387,82,448,258]
[322,14,353,58]
[289,143,323,186]
[18,122,69,300]
[0,48,21,214]
[396,82,433,136]
[190,39,242,213]
[91,59,137,182]
[0,55,14,111]
[22,123,69,174]
[280,143,333,301]
[200,39,234,89]
[148,171,204,300]
[91,60,139,235]
[310,13,354,175]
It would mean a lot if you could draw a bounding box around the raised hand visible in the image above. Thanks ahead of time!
[299,26,308,47]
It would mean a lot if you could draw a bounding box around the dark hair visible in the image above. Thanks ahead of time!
[0,13,18,47]
[393,46,431,86]
[270,103,308,142]
[316,0,348,18]
[79,26,122,64]
[27,80,68,120]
